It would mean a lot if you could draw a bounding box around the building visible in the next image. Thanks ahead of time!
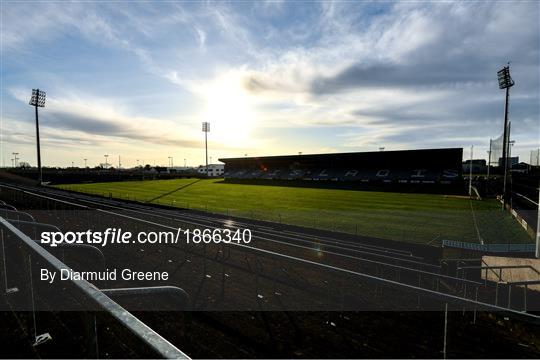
[197,164,224,177]
[219,148,463,187]
[498,157,519,168]
[462,159,487,174]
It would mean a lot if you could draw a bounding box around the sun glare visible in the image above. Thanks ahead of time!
[204,74,255,146]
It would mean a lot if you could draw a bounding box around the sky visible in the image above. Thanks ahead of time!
[1,0,539,168]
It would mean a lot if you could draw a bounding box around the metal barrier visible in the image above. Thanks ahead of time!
[0,216,189,359]
[442,239,535,253]
[5,219,108,275]
[7,219,61,239]
[0,208,35,222]
[0,203,17,211]
[101,286,190,311]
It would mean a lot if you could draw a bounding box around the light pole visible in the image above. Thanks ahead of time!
[486,150,490,180]
[536,183,540,258]
[84,158,87,168]
[497,64,514,209]
[468,145,473,196]
[509,140,515,160]
[12,152,19,167]
[104,154,109,168]
[487,138,492,181]
[202,122,210,177]
[29,89,46,185]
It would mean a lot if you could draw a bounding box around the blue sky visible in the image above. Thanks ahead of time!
[1,1,538,168]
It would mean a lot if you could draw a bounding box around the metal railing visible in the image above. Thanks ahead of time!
[442,239,535,253]
[0,216,189,359]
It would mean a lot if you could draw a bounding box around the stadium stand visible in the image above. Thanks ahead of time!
[220,148,463,188]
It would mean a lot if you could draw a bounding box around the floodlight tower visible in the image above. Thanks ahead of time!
[12,152,19,167]
[202,122,210,177]
[497,64,514,209]
[468,145,473,196]
[104,154,109,168]
[486,150,491,180]
[509,140,515,158]
[84,158,88,168]
[29,89,46,185]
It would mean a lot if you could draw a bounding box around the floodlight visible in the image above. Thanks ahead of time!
[202,122,210,132]
[29,89,46,107]
[497,66,514,89]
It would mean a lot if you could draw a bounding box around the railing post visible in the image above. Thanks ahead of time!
[508,284,512,309]
[443,303,448,359]
[1,229,18,294]
[28,254,52,346]
[523,285,527,312]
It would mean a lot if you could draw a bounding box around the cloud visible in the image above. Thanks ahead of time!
[234,1,538,160]
[310,2,538,94]
[2,1,538,165]
[310,61,488,94]
[7,88,201,149]
[196,28,206,51]
[41,111,201,148]
[1,2,194,88]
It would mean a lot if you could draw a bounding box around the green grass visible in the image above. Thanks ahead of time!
[55,179,531,246]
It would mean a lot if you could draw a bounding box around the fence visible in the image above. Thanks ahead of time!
[442,239,535,253]
[0,216,188,358]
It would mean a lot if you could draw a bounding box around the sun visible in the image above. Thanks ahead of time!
[203,74,255,146]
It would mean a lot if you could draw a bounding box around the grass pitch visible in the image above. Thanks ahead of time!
[56,179,531,245]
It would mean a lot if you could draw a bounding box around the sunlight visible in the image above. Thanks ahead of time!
[203,73,255,147]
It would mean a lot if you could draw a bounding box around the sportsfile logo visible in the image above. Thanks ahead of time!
[40,227,252,247]
[40,228,182,247]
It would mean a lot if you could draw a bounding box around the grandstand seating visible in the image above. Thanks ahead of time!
[221,148,463,186]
